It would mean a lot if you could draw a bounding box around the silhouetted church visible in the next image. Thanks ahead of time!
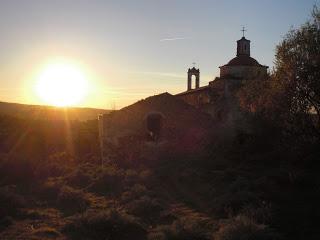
[98,33,269,159]
[176,34,268,113]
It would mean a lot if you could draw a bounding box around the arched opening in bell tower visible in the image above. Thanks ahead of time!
[191,75,197,89]
[187,67,200,91]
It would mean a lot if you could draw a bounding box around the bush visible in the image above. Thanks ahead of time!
[0,216,13,230]
[35,161,71,179]
[212,191,259,217]
[139,169,153,181]
[0,185,25,219]
[124,168,145,186]
[31,226,61,238]
[57,186,90,215]
[214,215,279,240]
[121,184,149,203]
[88,165,125,195]
[65,164,95,188]
[148,216,214,240]
[63,209,147,240]
[126,196,164,224]
[37,179,63,202]
[35,152,75,179]
[0,156,36,185]
[240,204,272,224]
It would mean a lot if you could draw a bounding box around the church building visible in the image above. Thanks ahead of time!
[176,33,268,112]
[98,32,269,159]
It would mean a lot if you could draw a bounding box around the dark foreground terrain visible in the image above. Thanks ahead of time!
[0,93,319,240]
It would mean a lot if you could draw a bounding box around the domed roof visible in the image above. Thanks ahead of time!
[226,55,261,66]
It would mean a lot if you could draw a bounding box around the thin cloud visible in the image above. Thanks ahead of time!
[102,90,151,96]
[101,87,164,96]
[138,71,185,79]
[131,71,186,79]
[160,37,189,42]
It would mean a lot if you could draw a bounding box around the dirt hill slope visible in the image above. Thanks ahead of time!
[0,101,109,121]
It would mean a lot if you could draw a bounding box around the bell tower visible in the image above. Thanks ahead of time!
[187,67,200,91]
[237,27,250,56]
[237,37,250,56]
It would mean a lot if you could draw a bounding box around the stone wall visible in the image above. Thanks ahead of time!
[220,65,268,80]
[176,87,211,108]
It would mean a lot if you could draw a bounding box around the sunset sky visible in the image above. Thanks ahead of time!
[0,0,317,109]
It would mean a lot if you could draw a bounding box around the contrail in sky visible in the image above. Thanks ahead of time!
[160,37,189,42]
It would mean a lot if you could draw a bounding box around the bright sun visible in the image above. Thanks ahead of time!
[35,61,88,107]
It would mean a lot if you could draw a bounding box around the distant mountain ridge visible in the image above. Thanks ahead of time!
[0,101,110,121]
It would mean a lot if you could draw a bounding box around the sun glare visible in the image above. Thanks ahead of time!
[35,61,88,107]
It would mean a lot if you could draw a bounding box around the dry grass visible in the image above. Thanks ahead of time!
[63,209,147,240]
[31,226,61,238]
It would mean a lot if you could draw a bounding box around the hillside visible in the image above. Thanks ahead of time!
[0,101,110,121]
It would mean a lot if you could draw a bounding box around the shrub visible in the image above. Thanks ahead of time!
[125,196,164,224]
[214,215,279,240]
[121,184,149,203]
[65,164,94,188]
[63,209,147,240]
[35,161,70,179]
[47,152,75,166]
[37,179,62,202]
[57,186,90,215]
[0,185,25,219]
[31,226,61,238]
[240,204,272,224]
[139,169,153,181]
[35,152,76,180]
[212,191,259,217]
[0,216,13,231]
[0,156,35,185]
[124,169,139,182]
[88,165,125,195]
[148,216,214,240]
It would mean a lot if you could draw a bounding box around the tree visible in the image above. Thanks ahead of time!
[238,6,320,141]
[273,5,320,137]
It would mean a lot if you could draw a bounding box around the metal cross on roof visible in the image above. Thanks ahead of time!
[192,62,196,67]
[241,26,247,37]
